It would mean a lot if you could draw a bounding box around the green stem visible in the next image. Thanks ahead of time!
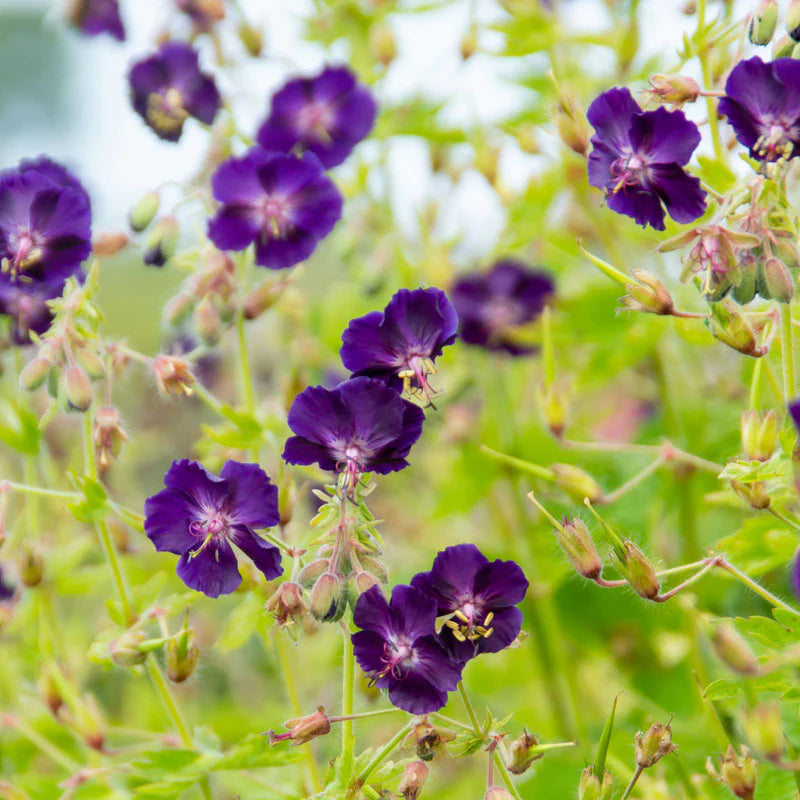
[96,519,134,625]
[720,558,800,617]
[457,681,481,731]
[356,719,416,786]
[578,244,631,287]
[603,456,665,504]
[8,715,81,772]
[341,625,356,785]
[781,303,796,401]
[697,0,725,161]
[750,358,763,410]
[480,445,556,481]
[620,764,645,800]
[193,381,229,419]
[2,482,80,500]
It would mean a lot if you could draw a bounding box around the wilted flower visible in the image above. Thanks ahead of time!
[256,66,377,169]
[152,354,195,395]
[450,260,554,355]
[718,57,800,164]
[635,721,676,768]
[282,377,425,494]
[644,74,700,109]
[144,460,284,597]
[128,42,221,142]
[411,543,528,663]
[175,0,225,32]
[339,287,458,404]
[68,0,125,41]
[351,584,463,714]
[207,149,342,269]
[587,87,706,230]
[268,707,331,746]
[707,745,757,800]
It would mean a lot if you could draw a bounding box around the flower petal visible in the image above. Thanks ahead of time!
[176,539,241,598]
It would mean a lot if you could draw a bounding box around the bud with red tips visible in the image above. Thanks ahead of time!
[152,354,195,396]
[611,541,660,600]
[399,761,429,800]
[19,356,53,391]
[93,405,128,472]
[555,518,602,581]
[266,582,308,627]
[143,216,179,267]
[309,572,345,621]
[621,269,674,315]
[635,721,676,768]
[645,73,700,109]
[707,745,757,799]
[268,707,331,746]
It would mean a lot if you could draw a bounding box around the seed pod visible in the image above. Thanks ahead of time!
[635,721,676,768]
[613,541,660,600]
[309,573,345,621]
[75,348,106,380]
[551,463,604,504]
[740,410,777,462]
[506,731,544,775]
[62,365,93,412]
[555,518,602,580]
[707,745,757,800]
[19,356,53,391]
[128,191,160,232]
[298,558,330,588]
[749,0,778,46]
[166,625,200,683]
[399,761,429,800]
[110,630,147,667]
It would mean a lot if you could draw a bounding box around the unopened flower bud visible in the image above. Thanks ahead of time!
[536,382,569,438]
[163,291,196,325]
[193,296,223,345]
[73,694,105,751]
[353,570,379,594]
[62,365,93,412]
[613,541,660,600]
[788,0,800,41]
[553,97,590,156]
[706,302,762,358]
[742,703,783,761]
[774,33,795,58]
[484,788,513,800]
[152,354,195,396]
[551,463,604,504]
[75,349,106,380]
[266,582,308,626]
[238,21,263,56]
[460,26,478,60]
[370,22,397,66]
[707,745,757,800]
[110,630,147,667]
[18,546,43,587]
[92,232,129,257]
[93,404,128,471]
[309,572,345,621]
[749,0,779,45]
[579,766,612,800]
[741,410,777,462]
[19,356,53,391]
[555,518,602,580]
[709,620,760,675]
[143,217,179,267]
[359,555,389,583]
[621,269,674,315]
[298,558,330,588]
[761,257,795,303]
[399,760,429,800]
[731,480,771,510]
[635,721,676,768]
[268,707,331,745]
[506,731,544,775]
[405,719,456,761]
[128,191,160,232]
[37,668,64,716]
[646,74,700,108]
[166,625,199,683]
[243,279,286,320]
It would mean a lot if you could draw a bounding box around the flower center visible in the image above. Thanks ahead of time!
[398,354,440,408]
[259,195,293,238]
[755,120,796,162]
[609,151,650,193]
[296,101,335,143]
[4,231,43,279]
[145,89,190,137]
[188,510,230,558]
[336,444,367,497]
[376,637,415,680]
[443,598,495,643]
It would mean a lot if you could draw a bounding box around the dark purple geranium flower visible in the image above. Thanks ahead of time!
[256,66,377,169]
[449,260,553,355]
[175,0,225,32]
[144,459,283,598]
[207,148,342,269]
[412,544,528,663]
[129,41,221,142]
[282,376,424,494]
[70,0,125,41]
[718,56,800,164]
[339,287,458,404]
[792,548,800,601]
[0,282,64,344]
[587,87,706,230]
[352,584,463,714]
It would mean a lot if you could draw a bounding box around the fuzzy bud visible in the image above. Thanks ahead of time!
[370,22,397,66]
[635,722,676,768]
[309,572,345,621]
[774,33,795,58]
[243,279,286,320]
[238,21,263,56]
[579,766,612,800]
[166,625,199,683]
[193,296,223,345]
[553,97,590,156]
[742,703,783,761]
[484,788,513,800]
[152,354,195,396]
[761,257,795,303]
[536,382,569,438]
[555,518,602,580]
[621,269,674,315]
[740,410,777,462]
[405,719,456,761]
[613,541,660,600]
[506,731,544,775]
[110,630,147,667]
[749,0,779,45]
[268,707,331,746]
[62,365,93,412]
[143,216,179,267]
[353,570,380,595]
[551,463,604,504]
[399,761,429,800]
[18,546,43,587]
[128,191,160,232]
[19,356,53,392]
[37,668,64,716]
[266,582,308,627]
[93,404,128,471]
[74,694,105,750]
[92,232,129,257]
[709,620,760,675]
[298,558,330,588]
[707,746,757,800]
[788,0,800,41]
[75,349,106,380]
[731,480,771,510]
[646,74,700,108]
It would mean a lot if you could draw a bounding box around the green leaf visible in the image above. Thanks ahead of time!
[594,693,620,779]
[214,592,264,652]
[696,155,737,194]
[713,517,799,577]
[735,615,800,651]
[0,399,40,454]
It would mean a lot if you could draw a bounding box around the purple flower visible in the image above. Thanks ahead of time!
[352,584,463,714]
[792,548,800,602]
[207,149,342,269]
[256,66,377,169]
[0,282,63,344]
[587,87,706,230]
[411,544,528,663]
[144,459,283,598]
[718,57,800,164]
[0,567,14,602]
[449,260,554,355]
[129,42,221,142]
[175,0,225,31]
[70,0,125,41]
[339,287,458,404]
[282,377,424,494]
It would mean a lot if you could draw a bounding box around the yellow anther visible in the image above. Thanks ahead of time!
[451,629,467,642]
[484,611,494,626]
[484,627,494,638]
[453,609,471,624]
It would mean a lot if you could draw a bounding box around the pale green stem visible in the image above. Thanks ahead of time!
[356,719,416,786]
[620,764,645,800]
[480,445,555,481]
[8,716,81,772]
[697,0,725,161]
[767,507,800,534]
[3,482,80,500]
[341,626,356,786]
[750,358,763,410]
[193,381,228,419]
[603,456,665,504]
[781,303,796,401]
[578,244,631,287]
[720,558,800,617]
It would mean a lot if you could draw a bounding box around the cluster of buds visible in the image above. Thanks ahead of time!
[578,765,612,800]
[707,746,757,799]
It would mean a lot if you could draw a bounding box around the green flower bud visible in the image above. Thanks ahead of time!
[749,0,778,45]
[612,541,660,600]
[707,745,757,800]
[579,766,612,800]
[731,479,771,510]
[128,191,160,232]
[309,572,345,621]
[353,570,379,595]
[536,382,569,438]
[19,356,53,391]
[621,269,674,315]
[506,731,545,775]
[166,625,199,683]
[110,630,147,667]
[555,518,602,580]
[553,97,590,156]
[551,463,604,504]
[143,216,179,267]
[706,302,763,357]
[709,620,760,675]
[773,33,795,58]
[369,22,397,66]
[18,546,43,587]
[740,410,777,462]
[75,348,106,380]
[788,0,800,41]
[62,365,93,412]
[399,760,429,800]
[635,721,676,768]
[460,26,479,60]
[761,257,795,303]
[742,703,783,761]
